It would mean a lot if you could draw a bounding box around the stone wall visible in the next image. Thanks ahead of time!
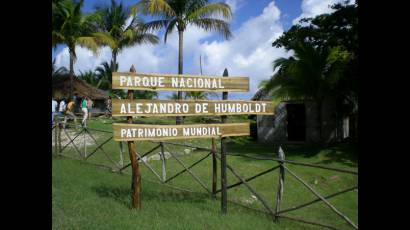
[257,102,287,144]
[257,99,345,144]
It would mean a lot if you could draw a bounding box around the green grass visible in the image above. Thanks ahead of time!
[53,118,357,230]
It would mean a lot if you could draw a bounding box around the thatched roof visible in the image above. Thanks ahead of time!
[52,75,108,100]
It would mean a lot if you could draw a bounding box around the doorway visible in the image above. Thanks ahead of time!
[286,103,306,142]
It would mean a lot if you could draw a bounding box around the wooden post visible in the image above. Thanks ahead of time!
[160,142,166,182]
[119,142,125,167]
[58,122,62,153]
[119,142,124,167]
[211,138,217,198]
[83,127,86,158]
[274,146,285,221]
[127,65,141,209]
[221,68,228,214]
[54,121,58,155]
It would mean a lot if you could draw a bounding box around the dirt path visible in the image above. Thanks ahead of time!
[52,129,101,147]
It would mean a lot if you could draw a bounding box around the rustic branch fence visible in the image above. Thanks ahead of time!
[52,122,358,230]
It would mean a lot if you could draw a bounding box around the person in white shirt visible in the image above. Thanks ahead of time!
[52,98,58,126]
[59,98,66,116]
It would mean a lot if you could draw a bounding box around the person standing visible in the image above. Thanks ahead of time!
[58,98,66,116]
[105,96,112,118]
[87,97,93,119]
[52,97,58,127]
[81,97,88,127]
[64,99,77,129]
[73,93,77,104]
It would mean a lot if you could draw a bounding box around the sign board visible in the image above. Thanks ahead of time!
[112,99,275,117]
[113,123,250,141]
[112,72,249,92]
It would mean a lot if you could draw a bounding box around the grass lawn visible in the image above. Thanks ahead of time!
[52,117,358,230]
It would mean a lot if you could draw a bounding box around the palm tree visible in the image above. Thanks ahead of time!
[134,91,158,99]
[52,0,100,99]
[185,91,208,100]
[93,0,159,72]
[262,42,350,142]
[95,61,117,90]
[140,0,232,124]
[78,70,99,87]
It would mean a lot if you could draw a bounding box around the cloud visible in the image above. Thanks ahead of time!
[198,1,290,99]
[53,1,290,99]
[292,0,355,25]
[225,0,246,14]
[54,46,111,74]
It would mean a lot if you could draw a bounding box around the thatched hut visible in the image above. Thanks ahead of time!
[52,75,108,115]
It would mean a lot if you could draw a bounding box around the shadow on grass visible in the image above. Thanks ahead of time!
[92,185,131,207]
[92,183,209,208]
[225,137,358,167]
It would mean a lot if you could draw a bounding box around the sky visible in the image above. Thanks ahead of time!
[52,0,352,100]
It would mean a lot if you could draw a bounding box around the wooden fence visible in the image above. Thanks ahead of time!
[52,122,358,230]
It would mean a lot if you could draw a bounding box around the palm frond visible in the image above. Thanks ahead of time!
[190,18,232,39]
[187,3,232,21]
[92,32,117,49]
[142,19,172,33]
[124,15,144,32]
[164,19,177,43]
[185,91,208,100]
[52,31,65,47]
[52,58,69,77]
[139,0,176,17]
[76,37,99,55]
[134,33,159,45]
[120,29,159,48]
[273,57,294,71]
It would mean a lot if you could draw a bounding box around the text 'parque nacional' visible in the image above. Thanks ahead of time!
[112,99,275,117]
[113,123,250,141]
[112,72,249,92]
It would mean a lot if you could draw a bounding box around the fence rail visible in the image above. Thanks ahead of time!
[52,122,358,230]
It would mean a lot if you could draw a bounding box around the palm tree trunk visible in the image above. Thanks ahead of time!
[112,51,118,72]
[69,46,75,100]
[176,29,184,125]
[108,50,118,97]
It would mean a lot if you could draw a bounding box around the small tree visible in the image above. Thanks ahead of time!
[52,0,100,99]
[263,42,351,142]
[93,0,159,72]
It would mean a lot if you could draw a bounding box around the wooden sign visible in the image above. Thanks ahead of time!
[113,123,250,141]
[112,72,249,92]
[112,99,275,117]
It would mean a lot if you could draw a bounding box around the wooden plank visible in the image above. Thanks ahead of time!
[284,165,358,229]
[112,72,249,92]
[278,186,357,215]
[164,145,211,194]
[274,146,285,221]
[215,165,280,193]
[112,123,250,141]
[112,99,275,117]
[164,152,211,183]
[160,142,166,181]
[211,138,217,198]
[215,152,277,220]
[54,122,58,154]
